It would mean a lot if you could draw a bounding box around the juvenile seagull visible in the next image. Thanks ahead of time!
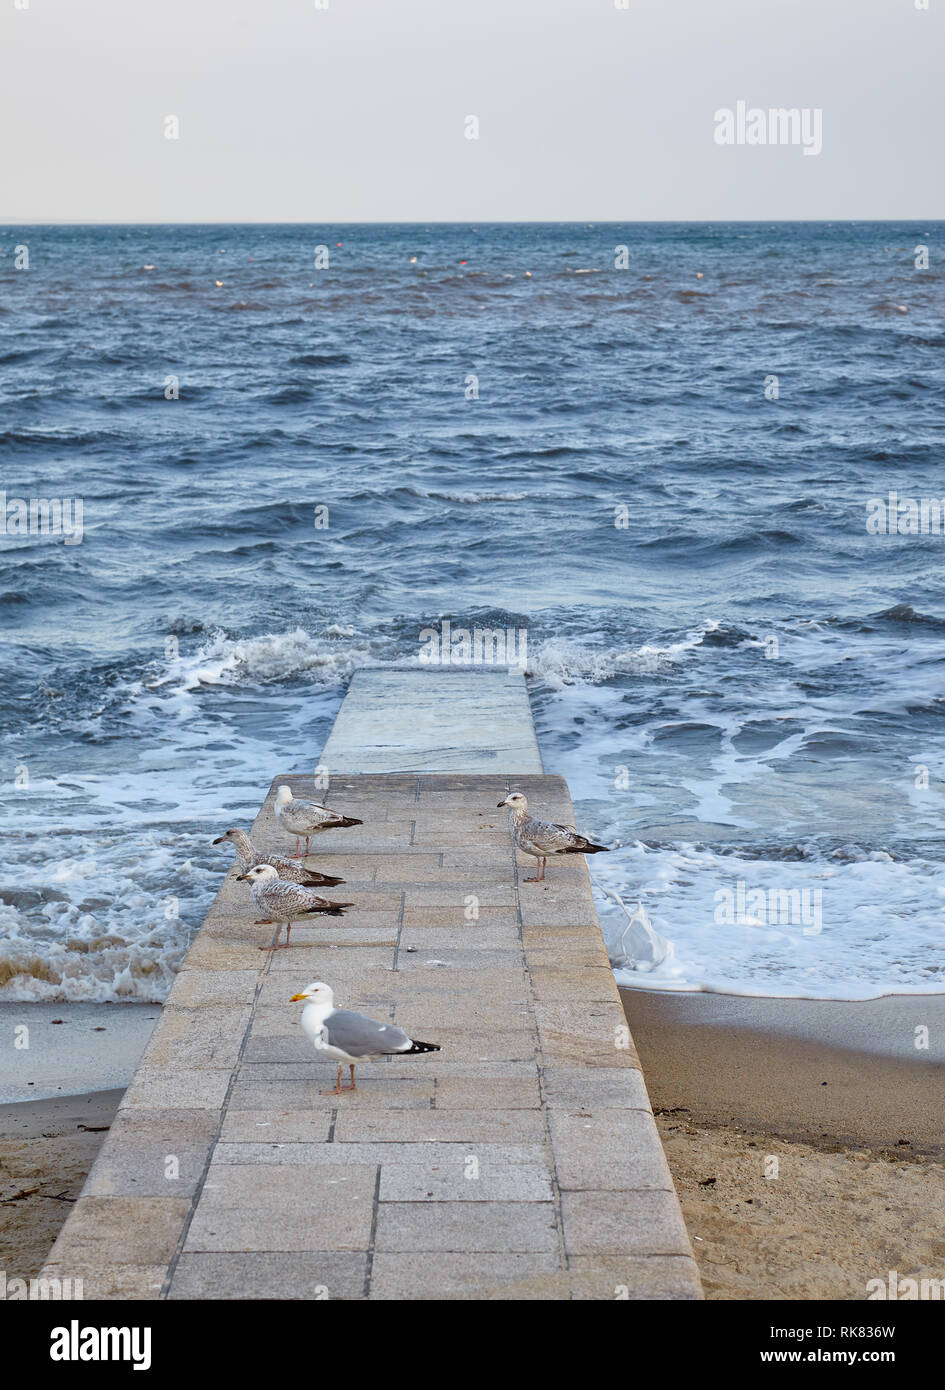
[497,791,610,881]
[213,828,345,887]
[274,785,363,857]
[289,981,440,1096]
[236,864,353,950]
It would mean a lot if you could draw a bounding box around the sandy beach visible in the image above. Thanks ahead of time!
[623,990,945,1300]
[0,1003,157,1281]
[0,1089,122,1283]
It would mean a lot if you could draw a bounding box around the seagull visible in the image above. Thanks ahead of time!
[235,864,353,950]
[213,828,345,887]
[497,791,610,881]
[274,785,363,857]
[289,981,440,1095]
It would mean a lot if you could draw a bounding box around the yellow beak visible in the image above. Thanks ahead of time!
[290,993,306,1002]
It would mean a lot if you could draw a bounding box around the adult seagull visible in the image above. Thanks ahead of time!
[290,981,440,1095]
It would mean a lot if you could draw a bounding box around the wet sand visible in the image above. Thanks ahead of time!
[0,1089,122,1282]
[623,990,945,1300]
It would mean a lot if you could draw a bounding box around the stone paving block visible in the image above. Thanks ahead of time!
[107,1107,221,1146]
[394,947,525,974]
[533,1002,642,1069]
[219,1110,333,1143]
[560,1191,694,1257]
[523,943,612,971]
[358,963,530,1001]
[527,965,621,1003]
[233,1074,435,1109]
[138,1004,252,1071]
[567,1255,703,1300]
[379,1161,552,1202]
[169,1252,368,1300]
[185,1164,377,1252]
[333,1108,546,1145]
[215,1141,547,1167]
[47,1197,192,1266]
[402,905,519,928]
[122,1069,234,1111]
[169,970,261,1008]
[226,1078,317,1111]
[368,1253,561,1300]
[522,923,602,949]
[375,1201,558,1253]
[541,1066,650,1110]
[433,1076,541,1109]
[242,1034,318,1063]
[404,887,518,908]
[81,1127,213,1199]
[548,1110,674,1191]
[420,1026,538,1063]
[519,897,608,928]
[181,938,273,971]
[41,1262,167,1301]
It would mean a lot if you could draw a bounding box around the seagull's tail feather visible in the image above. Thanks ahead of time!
[302,872,346,887]
[561,840,610,855]
[304,901,354,916]
[334,816,363,828]
[402,1039,440,1054]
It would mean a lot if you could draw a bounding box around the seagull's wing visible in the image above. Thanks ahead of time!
[322,1009,414,1058]
[524,816,583,852]
[257,879,334,916]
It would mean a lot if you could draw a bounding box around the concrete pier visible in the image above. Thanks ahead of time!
[42,674,701,1300]
[320,666,543,773]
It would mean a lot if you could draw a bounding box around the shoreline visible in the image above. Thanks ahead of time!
[620,989,945,1151]
[0,1003,159,1105]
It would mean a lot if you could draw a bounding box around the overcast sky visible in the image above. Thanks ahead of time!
[1,0,941,222]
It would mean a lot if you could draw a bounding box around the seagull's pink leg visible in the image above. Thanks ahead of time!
[321,1064,345,1096]
[344,1064,356,1092]
[293,836,302,858]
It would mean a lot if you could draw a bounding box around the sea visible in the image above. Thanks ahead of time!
[1,221,944,1002]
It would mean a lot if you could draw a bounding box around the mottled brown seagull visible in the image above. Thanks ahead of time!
[497,790,610,881]
[274,785,362,857]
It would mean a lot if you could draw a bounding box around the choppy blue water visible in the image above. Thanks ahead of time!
[2,222,944,1001]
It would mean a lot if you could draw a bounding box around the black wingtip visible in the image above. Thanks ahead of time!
[304,873,346,887]
[405,1039,440,1053]
[338,816,363,828]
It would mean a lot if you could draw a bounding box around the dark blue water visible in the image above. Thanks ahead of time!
[2,222,944,999]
